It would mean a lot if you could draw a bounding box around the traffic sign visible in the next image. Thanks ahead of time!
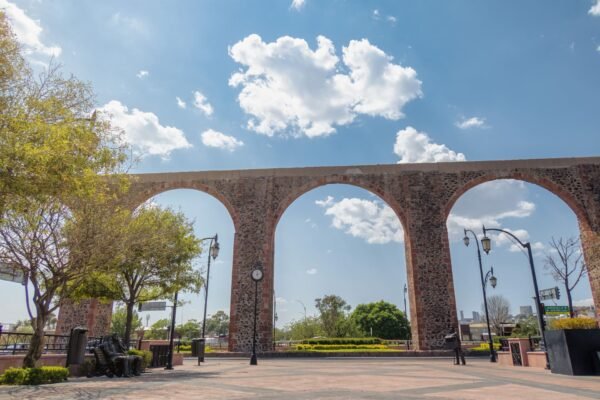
[539,287,561,301]
[0,263,26,285]
[139,301,167,312]
[544,305,569,315]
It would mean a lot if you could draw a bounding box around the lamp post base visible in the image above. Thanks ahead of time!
[490,352,497,363]
[250,354,257,365]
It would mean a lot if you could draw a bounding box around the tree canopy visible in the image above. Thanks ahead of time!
[351,301,410,339]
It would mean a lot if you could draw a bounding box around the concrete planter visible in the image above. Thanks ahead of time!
[545,329,600,375]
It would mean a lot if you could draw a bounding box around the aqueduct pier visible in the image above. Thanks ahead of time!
[56,156,600,352]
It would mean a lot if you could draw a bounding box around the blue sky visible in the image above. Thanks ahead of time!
[0,0,598,329]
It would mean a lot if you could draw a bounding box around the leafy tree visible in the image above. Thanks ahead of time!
[111,305,142,339]
[145,319,169,340]
[511,316,539,337]
[287,316,324,340]
[484,295,511,336]
[543,237,587,317]
[204,311,229,337]
[0,12,128,368]
[13,319,33,333]
[78,206,203,347]
[315,295,351,337]
[177,319,200,339]
[351,301,410,339]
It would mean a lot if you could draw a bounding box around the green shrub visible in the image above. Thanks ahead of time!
[0,367,68,385]
[178,344,192,352]
[469,343,501,352]
[295,344,388,351]
[550,317,597,330]
[128,349,153,370]
[300,338,381,345]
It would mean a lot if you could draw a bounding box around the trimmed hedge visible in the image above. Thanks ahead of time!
[128,349,153,370]
[550,317,598,330]
[0,367,69,385]
[296,344,388,351]
[300,338,382,345]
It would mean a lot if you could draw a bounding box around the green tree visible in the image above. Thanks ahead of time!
[287,316,324,340]
[351,301,410,339]
[78,206,203,347]
[111,305,143,338]
[315,295,351,338]
[177,319,200,340]
[145,318,169,340]
[0,12,129,368]
[204,311,229,337]
[511,316,539,338]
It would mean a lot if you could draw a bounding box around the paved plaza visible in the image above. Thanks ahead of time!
[0,357,599,399]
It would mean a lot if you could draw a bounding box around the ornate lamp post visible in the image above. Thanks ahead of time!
[250,264,264,366]
[199,234,219,363]
[480,225,550,369]
[463,228,498,362]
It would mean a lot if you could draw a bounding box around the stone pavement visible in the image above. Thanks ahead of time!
[0,357,599,400]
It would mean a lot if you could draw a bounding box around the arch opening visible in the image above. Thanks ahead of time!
[273,183,411,342]
[446,179,595,341]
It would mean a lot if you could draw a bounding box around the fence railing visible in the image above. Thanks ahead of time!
[0,330,103,355]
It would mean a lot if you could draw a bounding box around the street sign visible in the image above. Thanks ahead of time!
[0,263,26,285]
[544,305,569,315]
[139,301,167,312]
[539,287,561,301]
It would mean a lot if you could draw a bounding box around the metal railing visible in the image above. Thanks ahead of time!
[0,330,103,355]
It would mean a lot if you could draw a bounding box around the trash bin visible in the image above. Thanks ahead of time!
[191,338,200,357]
[197,338,206,363]
[67,326,88,366]
[444,332,459,350]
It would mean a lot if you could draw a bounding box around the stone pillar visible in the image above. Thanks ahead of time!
[55,299,113,338]
[403,201,458,350]
[228,203,274,353]
[580,223,600,320]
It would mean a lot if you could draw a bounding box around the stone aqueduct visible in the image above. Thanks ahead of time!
[56,157,600,352]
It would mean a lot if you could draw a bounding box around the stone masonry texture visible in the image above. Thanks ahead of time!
[56,157,600,352]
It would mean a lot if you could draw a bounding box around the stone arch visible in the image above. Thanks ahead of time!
[128,180,240,232]
[444,173,592,231]
[272,176,409,237]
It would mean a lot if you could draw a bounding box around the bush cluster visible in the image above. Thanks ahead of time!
[0,367,69,385]
[300,338,381,345]
[468,343,501,352]
[128,349,153,370]
[296,344,388,351]
[178,344,191,352]
[550,317,598,330]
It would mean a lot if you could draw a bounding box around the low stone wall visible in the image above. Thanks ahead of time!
[0,354,95,374]
[526,352,547,368]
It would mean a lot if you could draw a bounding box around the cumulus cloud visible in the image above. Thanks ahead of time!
[317,197,404,244]
[99,100,191,159]
[176,97,187,109]
[136,70,149,79]
[0,0,61,57]
[589,0,600,16]
[291,0,305,10]
[110,12,147,35]
[229,34,422,138]
[315,196,335,207]
[573,298,594,307]
[193,90,214,116]
[394,126,466,163]
[306,268,318,275]
[456,116,486,129]
[200,129,244,151]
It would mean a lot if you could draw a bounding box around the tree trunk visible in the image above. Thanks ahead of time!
[124,301,134,349]
[567,287,574,318]
[22,316,46,368]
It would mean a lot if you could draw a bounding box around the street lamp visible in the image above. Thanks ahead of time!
[250,264,264,366]
[480,225,550,369]
[403,283,408,317]
[200,234,219,363]
[165,292,178,370]
[463,228,498,362]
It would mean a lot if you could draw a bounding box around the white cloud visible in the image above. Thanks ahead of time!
[318,197,404,244]
[110,12,147,34]
[136,70,149,79]
[394,126,466,163]
[306,268,318,275]
[193,90,214,116]
[99,100,191,159]
[372,9,380,20]
[597,45,600,52]
[291,0,305,11]
[387,16,397,23]
[0,0,61,57]
[573,298,594,307]
[229,34,422,138]
[276,297,288,304]
[201,129,244,151]
[589,0,600,16]
[315,196,335,207]
[456,116,486,129]
[176,97,187,109]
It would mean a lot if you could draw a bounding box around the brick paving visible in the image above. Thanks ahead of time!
[1,358,599,400]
